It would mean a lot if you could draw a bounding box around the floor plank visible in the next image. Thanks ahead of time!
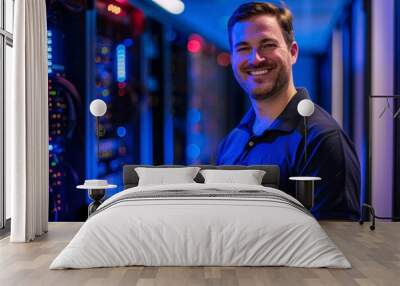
[0,221,399,286]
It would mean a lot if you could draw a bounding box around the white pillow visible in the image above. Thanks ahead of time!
[200,169,266,185]
[135,167,201,186]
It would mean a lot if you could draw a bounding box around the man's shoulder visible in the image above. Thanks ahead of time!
[216,126,251,164]
[220,126,249,146]
[308,104,343,136]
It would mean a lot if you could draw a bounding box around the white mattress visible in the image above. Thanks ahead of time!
[50,183,351,269]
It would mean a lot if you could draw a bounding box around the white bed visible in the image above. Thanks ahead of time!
[50,182,350,269]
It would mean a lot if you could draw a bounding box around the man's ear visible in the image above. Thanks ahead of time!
[289,41,299,64]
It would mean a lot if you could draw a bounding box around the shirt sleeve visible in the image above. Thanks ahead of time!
[296,129,360,220]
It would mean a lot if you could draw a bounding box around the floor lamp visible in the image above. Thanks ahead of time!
[289,99,319,210]
[89,99,107,163]
[77,99,116,216]
[297,99,315,162]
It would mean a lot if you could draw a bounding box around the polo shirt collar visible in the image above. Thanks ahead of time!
[238,88,310,135]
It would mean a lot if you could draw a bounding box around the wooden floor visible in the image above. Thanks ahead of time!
[0,221,399,286]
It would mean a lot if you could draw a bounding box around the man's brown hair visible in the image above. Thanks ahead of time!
[228,2,295,49]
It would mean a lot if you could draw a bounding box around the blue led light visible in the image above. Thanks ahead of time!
[110,159,120,170]
[187,144,200,159]
[100,70,109,79]
[47,29,53,75]
[116,44,126,83]
[49,144,53,151]
[123,38,134,47]
[192,134,205,146]
[188,108,201,124]
[117,126,126,138]
[146,77,158,92]
[98,163,107,176]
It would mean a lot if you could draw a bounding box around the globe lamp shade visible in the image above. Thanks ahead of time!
[90,99,107,117]
[297,99,315,117]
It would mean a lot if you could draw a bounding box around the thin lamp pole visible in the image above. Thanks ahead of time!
[304,116,308,164]
[96,116,99,165]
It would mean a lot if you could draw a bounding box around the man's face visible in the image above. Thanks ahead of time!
[230,15,298,101]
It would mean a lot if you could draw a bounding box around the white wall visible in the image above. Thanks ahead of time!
[331,29,343,128]
[371,0,394,217]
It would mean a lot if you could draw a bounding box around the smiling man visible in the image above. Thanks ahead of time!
[216,2,360,220]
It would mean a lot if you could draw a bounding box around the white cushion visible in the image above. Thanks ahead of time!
[200,169,266,185]
[135,167,201,186]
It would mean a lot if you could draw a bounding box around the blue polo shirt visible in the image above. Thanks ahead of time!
[217,88,360,220]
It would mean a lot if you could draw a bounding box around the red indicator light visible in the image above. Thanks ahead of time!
[187,34,204,54]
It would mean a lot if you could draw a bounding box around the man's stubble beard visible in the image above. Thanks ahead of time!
[242,63,290,101]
